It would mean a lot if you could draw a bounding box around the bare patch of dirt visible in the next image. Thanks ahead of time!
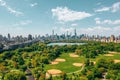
[91,61,96,65]
[108,51,120,54]
[108,51,117,54]
[50,61,59,64]
[47,69,62,75]
[69,54,79,57]
[104,54,114,56]
[45,72,50,79]
[54,58,66,62]
[114,60,120,63]
[73,63,83,67]
[50,58,65,65]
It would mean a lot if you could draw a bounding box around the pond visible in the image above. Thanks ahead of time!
[47,42,86,46]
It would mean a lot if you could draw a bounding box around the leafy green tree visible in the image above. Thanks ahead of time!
[92,68,102,78]
[87,72,94,80]
[22,52,28,59]
[0,64,6,73]
[61,72,67,80]
[32,59,37,67]
[4,71,26,80]
[96,58,114,69]
[41,57,49,64]
[85,59,90,66]
[75,49,82,55]
[18,55,24,65]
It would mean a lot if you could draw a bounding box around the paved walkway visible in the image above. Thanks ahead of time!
[67,65,85,75]
[26,69,34,80]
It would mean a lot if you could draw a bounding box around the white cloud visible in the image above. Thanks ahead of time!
[94,18,101,24]
[13,20,32,26]
[111,2,120,12]
[114,20,120,24]
[30,3,38,7]
[95,2,120,13]
[59,26,120,36]
[7,7,23,16]
[0,25,24,36]
[60,27,74,33]
[51,7,92,22]
[78,26,120,36]
[71,23,78,27]
[10,26,23,31]
[20,20,32,25]
[95,7,110,12]
[95,18,120,25]
[0,0,23,16]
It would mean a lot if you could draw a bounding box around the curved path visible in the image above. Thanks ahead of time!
[26,69,34,80]
[67,64,85,75]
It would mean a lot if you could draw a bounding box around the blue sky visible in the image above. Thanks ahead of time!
[0,0,120,37]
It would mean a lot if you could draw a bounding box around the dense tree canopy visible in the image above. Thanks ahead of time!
[0,41,120,79]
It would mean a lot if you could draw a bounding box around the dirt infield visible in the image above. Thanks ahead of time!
[104,54,114,56]
[108,51,117,54]
[69,54,79,57]
[50,61,59,64]
[50,58,65,65]
[108,51,120,54]
[114,60,120,63]
[47,69,62,75]
[54,58,66,62]
[73,63,83,67]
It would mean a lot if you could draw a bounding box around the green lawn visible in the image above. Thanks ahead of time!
[44,52,120,73]
[96,53,120,60]
[90,52,120,62]
[44,53,85,73]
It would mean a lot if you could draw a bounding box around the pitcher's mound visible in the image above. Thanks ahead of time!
[69,54,79,57]
[54,58,66,62]
[73,63,83,67]
[104,54,114,56]
[47,69,62,75]
[114,60,120,63]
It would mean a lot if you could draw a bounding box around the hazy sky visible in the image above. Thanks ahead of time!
[0,0,120,36]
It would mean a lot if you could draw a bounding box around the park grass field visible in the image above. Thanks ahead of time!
[44,51,120,74]
[96,52,120,60]
[90,52,120,64]
[44,53,85,73]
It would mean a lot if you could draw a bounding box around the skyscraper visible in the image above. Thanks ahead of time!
[52,30,54,36]
[110,35,115,42]
[74,29,77,39]
[8,33,11,40]
[52,30,54,40]
[28,34,32,40]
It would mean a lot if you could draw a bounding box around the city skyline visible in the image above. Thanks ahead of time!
[0,0,120,36]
